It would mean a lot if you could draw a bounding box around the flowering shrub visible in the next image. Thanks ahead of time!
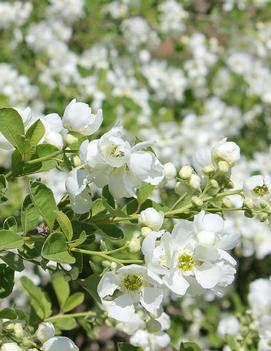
[1,1,271,351]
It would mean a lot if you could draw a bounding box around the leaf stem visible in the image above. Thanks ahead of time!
[70,247,143,265]
[45,311,96,322]
[26,150,63,165]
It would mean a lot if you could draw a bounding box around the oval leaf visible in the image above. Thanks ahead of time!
[42,232,75,264]
[30,181,58,230]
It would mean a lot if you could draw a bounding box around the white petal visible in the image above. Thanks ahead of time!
[195,263,221,289]
[103,294,135,322]
[194,211,224,233]
[97,272,120,299]
[140,287,164,315]
[128,151,164,185]
[171,220,194,246]
[141,231,164,259]
[163,272,189,296]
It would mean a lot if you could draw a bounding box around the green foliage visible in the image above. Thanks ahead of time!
[180,342,202,351]
[0,108,25,153]
[21,276,52,320]
[137,183,155,205]
[118,343,143,351]
[0,264,14,298]
[29,181,58,230]
[0,229,23,251]
[42,232,75,264]
[55,210,73,241]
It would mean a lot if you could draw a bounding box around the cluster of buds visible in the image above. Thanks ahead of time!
[0,321,78,351]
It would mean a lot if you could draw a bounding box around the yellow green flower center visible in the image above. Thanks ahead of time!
[253,184,269,197]
[108,144,125,158]
[178,253,196,272]
[122,274,143,292]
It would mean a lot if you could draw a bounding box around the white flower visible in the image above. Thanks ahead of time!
[65,169,92,214]
[212,139,240,166]
[218,316,240,337]
[36,322,55,342]
[244,175,271,205]
[130,313,170,351]
[130,329,170,351]
[193,139,240,174]
[97,264,164,322]
[1,344,22,351]
[80,126,164,199]
[63,99,103,136]
[194,211,239,250]
[139,208,164,231]
[43,337,79,351]
[41,113,66,149]
[142,212,237,297]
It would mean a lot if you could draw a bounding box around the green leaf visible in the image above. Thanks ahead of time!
[102,185,115,208]
[0,264,14,298]
[137,183,155,205]
[80,273,101,304]
[0,230,24,251]
[180,342,202,351]
[36,144,61,171]
[26,119,45,147]
[0,308,17,319]
[25,119,45,159]
[63,292,84,312]
[0,252,24,272]
[0,175,7,193]
[118,343,143,351]
[91,198,106,217]
[52,272,70,308]
[42,232,75,264]
[29,181,58,230]
[53,317,77,331]
[21,195,40,233]
[3,216,18,232]
[96,224,124,240]
[21,276,52,319]
[55,211,73,241]
[0,108,25,153]
[69,231,87,248]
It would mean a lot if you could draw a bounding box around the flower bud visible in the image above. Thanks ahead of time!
[14,323,24,339]
[139,208,164,231]
[43,337,79,351]
[243,197,254,209]
[141,226,152,237]
[191,196,203,207]
[163,162,177,180]
[73,156,81,167]
[65,134,78,145]
[1,343,22,351]
[128,234,141,253]
[36,322,55,343]
[189,174,201,190]
[63,99,103,136]
[258,212,268,222]
[222,197,232,208]
[179,165,193,179]
[203,165,216,174]
[218,160,229,173]
[210,179,219,189]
